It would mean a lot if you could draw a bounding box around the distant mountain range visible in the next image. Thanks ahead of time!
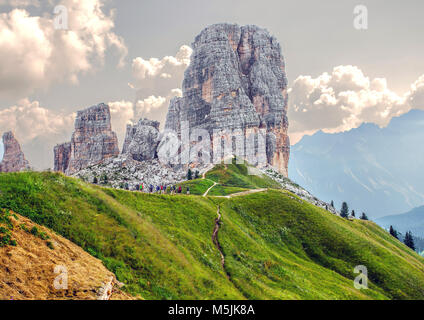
[289,109,424,219]
[376,206,424,238]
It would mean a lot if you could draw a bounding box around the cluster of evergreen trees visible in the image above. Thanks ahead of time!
[389,225,416,251]
[335,200,417,252]
[187,169,199,180]
[335,201,368,220]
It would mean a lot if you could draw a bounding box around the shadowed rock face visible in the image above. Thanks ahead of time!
[66,103,119,174]
[0,131,30,172]
[122,118,160,161]
[165,24,290,176]
[54,142,71,173]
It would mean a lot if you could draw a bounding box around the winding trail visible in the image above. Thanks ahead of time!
[212,205,230,280]
[214,188,267,199]
[203,181,217,197]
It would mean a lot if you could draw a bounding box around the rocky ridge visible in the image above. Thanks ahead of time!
[165,23,290,176]
[0,131,30,173]
[55,103,120,175]
[54,142,71,173]
[261,166,339,215]
[122,118,160,161]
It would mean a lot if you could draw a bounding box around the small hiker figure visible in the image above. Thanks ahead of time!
[186,186,190,195]
[178,186,182,194]
[156,185,160,193]
[164,185,167,194]
[149,184,153,193]
[160,185,164,194]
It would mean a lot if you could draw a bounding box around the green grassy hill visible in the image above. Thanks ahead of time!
[0,169,423,300]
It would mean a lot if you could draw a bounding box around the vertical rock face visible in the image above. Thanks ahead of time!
[165,23,290,176]
[54,142,71,173]
[0,131,30,172]
[66,103,119,174]
[121,118,160,161]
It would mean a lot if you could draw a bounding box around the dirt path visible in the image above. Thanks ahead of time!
[212,205,230,280]
[203,181,217,197]
[214,188,267,199]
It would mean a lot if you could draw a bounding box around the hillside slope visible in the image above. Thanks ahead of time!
[0,171,423,299]
[0,209,133,300]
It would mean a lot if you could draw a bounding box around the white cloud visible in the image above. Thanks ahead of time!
[129,45,192,98]
[109,100,134,147]
[0,0,127,100]
[108,96,168,144]
[408,75,424,109]
[287,65,422,144]
[135,96,167,117]
[0,99,75,169]
[0,99,75,143]
[0,0,39,7]
[126,45,192,125]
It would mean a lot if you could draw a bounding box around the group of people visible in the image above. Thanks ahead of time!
[134,183,190,195]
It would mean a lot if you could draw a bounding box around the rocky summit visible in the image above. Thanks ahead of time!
[0,131,30,173]
[53,142,71,173]
[122,118,160,161]
[165,23,290,176]
[64,103,120,175]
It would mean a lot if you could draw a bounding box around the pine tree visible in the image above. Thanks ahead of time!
[340,202,349,218]
[404,231,416,251]
[93,176,98,184]
[389,225,398,239]
[351,210,356,218]
[330,200,334,207]
[187,169,193,180]
[360,212,368,220]
[194,170,199,179]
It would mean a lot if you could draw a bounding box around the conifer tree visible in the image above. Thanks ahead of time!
[389,225,398,239]
[404,231,416,251]
[187,169,193,180]
[340,202,349,218]
[351,210,356,218]
[360,212,368,220]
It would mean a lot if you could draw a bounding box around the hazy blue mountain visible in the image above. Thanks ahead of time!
[289,109,424,219]
[376,206,424,238]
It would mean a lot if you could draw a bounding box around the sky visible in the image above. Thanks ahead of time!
[0,0,424,169]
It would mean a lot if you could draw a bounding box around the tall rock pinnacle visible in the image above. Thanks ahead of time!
[65,103,119,174]
[165,24,290,176]
[0,131,30,172]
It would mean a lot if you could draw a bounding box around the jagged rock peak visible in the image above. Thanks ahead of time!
[0,131,30,172]
[122,118,160,162]
[165,23,290,176]
[54,142,71,173]
[66,103,119,174]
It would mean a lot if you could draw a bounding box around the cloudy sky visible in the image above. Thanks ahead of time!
[0,0,424,168]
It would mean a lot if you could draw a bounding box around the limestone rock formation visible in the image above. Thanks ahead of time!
[66,103,119,174]
[165,23,290,176]
[122,118,160,161]
[0,131,30,172]
[54,142,71,173]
